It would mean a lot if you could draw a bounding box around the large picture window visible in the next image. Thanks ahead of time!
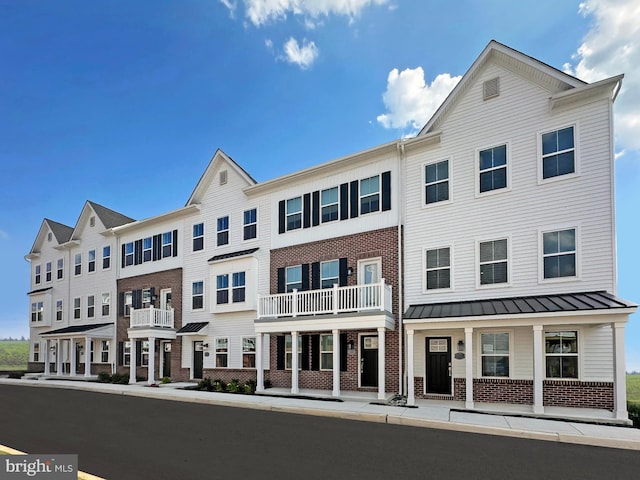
[481,332,509,377]
[542,126,575,179]
[543,228,576,279]
[545,331,578,378]
[479,144,507,193]
[425,160,449,204]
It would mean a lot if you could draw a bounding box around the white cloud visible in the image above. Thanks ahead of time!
[231,0,387,27]
[564,0,640,153]
[281,37,319,69]
[219,0,238,18]
[376,67,461,133]
[265,38,274,51]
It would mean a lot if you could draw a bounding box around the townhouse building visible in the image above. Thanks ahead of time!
[25,40,636,421]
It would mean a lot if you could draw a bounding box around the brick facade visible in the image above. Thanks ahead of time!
[115,268,188,382]
[268,227,401,393]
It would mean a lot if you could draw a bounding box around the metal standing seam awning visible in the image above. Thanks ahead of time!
[176,322,209,336]
[40,322,114,338]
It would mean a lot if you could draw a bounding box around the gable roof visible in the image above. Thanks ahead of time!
[186,149,257,206]
[45,219,73,244]
[418,40,587,136]
[87,201,135,229]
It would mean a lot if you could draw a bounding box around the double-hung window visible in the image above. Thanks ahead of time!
[31,302,43,322]
[143,237,152,262]
[123,341,131,366]
[215,338,228,367]
[543,228,576,279]
[125,243,134,266]
[101,292,110,316]
[286,197,302,231]
[56,300,63,321]
[141,341,149,366]
[232,272,246,302]
[57,258,64,280]
[320,334,333,370]
[102,246,111,269]
[87,295,95,318]
[479,239,508,285]
[243,209,257,240]
[74,254,82,276]
[321,260,339,289]
[542,126,575,179]
[545,331,578,378]
[285,335,302,370]
[425,247,451,290]
[216,275,229,304]
[45,262,52,282]
[34,265,41,285]
[88,249,96,273]
[192,281,204,309]
[243,337,256,368]
[217,216,229,246]
[360,175,380,214]
[285,266,302,292]
[100,340,109,363]
[425,160,449,204]
[161,232,173,258]
[73,297,81,319]
[479,144,507,193]
[321,187,339,222]
[193,223,204,251]
[33,343,39,362]
[481,332,509,377]
[124,292,132,317]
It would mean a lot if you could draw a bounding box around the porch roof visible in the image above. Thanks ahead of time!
[208,247,259,263]
[41,322,114,336]
[176,322,209,335]
[404,291,637,320]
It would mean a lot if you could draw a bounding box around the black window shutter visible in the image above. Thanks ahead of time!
[301,335,310,370]
[152,235,160,261]
[350,180,359,218]
[121,244,126,268]
[172,229,178,257]
[276,336,285,370]
[278,200,286,234]
[134,239,142,265]
[340,333,348,371]
[133,289,142,309]
[136,340,142,367]
[277,268,285,293]
[150,287,156,307]
[312,190,320,226]
[301,264,310,291]
[382,171,391,211]
[311,334,320,371]
[118,342,124,366]
[118,292,125,316]
[311,262,320,290]
[339,258,348,287]
[303,193,311,229]
[339,183,349,220]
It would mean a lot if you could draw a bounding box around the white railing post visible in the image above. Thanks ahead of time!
[379,279,385,311]
[149,305,155,327]
[333,284,339,315]
[292,289,298,317]
[257,295,263,318]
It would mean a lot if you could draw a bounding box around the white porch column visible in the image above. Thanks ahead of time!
[55,339,62,376]
[465,327,474,409]
[44,339,51,376]
[612,322,628,420]
[148,337,156,385]
[533,325,544,414]
[407,329,415,406]
[256,333,264,392]
[291,331,299,394]
[70,339,77,377]
[129,339,137,384]
[377,327,386,400]
[84,337,92,377]
[332,329,340,397]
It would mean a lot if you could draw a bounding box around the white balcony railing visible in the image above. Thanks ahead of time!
[258,279,392,319]
[130,306,174,329]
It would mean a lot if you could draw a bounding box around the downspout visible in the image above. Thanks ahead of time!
[396,140,405,395]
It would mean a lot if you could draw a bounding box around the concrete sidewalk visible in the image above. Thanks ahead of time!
[2,377,640,451]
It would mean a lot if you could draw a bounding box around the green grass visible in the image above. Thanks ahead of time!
[627,374,640,404]
[0,340,29,371]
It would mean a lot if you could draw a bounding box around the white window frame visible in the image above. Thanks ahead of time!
[321,187,339,223]
[539,225,580,283]
[31,301,44,322]
[161,232,173,258]
[320,334,333,371]
[285,334,302,370]
[321,260,339,289]
[243,209,257,241]
[88,249,96,273]
[141,340,149,366]
[193,223,204,251]
[87,295,95,318]
[423,158,451,207]
[34,264,41,285]
[217,216,229,246]
[215,337,229,368]
[476,142,510,197]
[45,262,52,283]
[476,236,510,289]
[33,342,40,362]
[102,245,111,270]
[242,337,256,368]
[73,297,81,320]
[74,253,82,276]
[100,340,109,363]
[232,272,246,303]
[538,123,579,184]
[360,175,380,215]
[124,242,134,266]
[56,258,64,280]
[544,329,580,380]
[423,245,453,292]
[192,281,204,310]
[123,341,131,366]
[478,330,512,378]
[216,274,229,304]
[285,265,302,292]
[286,197,302,231]
[143,237,152,262]
[101,292,110,316]
[56,299,63,321]
[124,291,132,317]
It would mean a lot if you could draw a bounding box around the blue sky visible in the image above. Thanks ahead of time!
[1,0,639,369]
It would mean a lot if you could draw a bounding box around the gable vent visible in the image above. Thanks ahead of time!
[219,170,228,185]
[483,77,500,100]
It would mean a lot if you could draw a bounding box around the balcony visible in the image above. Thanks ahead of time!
[258,280,392,319]
[130,306,174,329]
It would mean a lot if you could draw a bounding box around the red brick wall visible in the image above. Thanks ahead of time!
[543,380,614,411]
[200,368,258,384]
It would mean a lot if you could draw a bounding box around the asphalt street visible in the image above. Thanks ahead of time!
[1,384,639,479]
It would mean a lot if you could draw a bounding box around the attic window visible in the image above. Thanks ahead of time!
[483,77,500,100]
[47,232,52,242]
[90,216,96,227]
[220,170,228,186]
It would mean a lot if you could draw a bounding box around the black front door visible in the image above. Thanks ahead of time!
[360,335,378,387]
[162,342,171,378]
[426,337,451,394]
[193,341,203,379]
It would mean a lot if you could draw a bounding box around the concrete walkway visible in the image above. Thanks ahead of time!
[2,377,640,451]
